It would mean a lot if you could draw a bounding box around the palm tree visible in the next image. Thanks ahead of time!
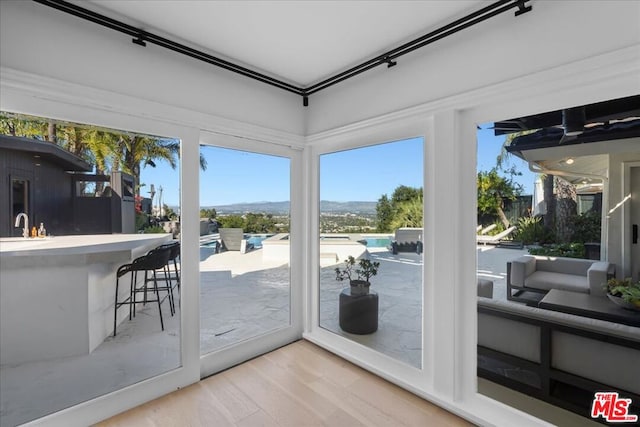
[1,112,207,195]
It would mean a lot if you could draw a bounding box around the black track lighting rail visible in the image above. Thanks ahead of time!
[32,0,531,106]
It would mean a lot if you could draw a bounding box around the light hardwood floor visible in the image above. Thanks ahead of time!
[96,340,473,426]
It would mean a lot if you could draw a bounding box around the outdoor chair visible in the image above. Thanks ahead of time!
[219,228,254,253]
[113,245,172,336]
[476,226,517,245]
[478,224,497,235]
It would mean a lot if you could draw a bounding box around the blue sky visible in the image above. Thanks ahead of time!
[320,137,423,201]
[476,123,535,195]
[140,127,535,207]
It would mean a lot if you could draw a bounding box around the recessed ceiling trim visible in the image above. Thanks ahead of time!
[32,0,532,106]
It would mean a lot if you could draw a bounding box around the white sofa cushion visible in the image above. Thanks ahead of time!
[478,312,540,362]
[478,297,640,395]
[525,271,588,293]
[535,256,592,276]
[478,297,640,341]
[552,332,640,394]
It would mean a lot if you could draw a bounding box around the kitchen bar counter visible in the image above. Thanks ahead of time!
[0,234,171,364]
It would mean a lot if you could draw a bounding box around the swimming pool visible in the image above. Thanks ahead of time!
[244,234,274,248]
[363,237,392,248]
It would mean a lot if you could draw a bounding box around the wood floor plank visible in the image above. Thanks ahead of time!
[235,409,280,427]
[281,340,363,387]
[221,361,325,426]
[96,340,472,427]
[198,374,260,423]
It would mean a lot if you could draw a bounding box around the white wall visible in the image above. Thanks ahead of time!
[607,152,640,277]
[0,0,304,136]
[306,1,640,134]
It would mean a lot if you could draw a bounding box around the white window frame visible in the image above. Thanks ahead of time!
[198,131,304,379]
[304,46,640,426]
[0,68,305,426]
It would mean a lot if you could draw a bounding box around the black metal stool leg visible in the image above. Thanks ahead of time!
[152,270,164,331]
[114,276,120,337]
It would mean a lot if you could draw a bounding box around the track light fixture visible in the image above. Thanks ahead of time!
[33,0,532,107]
[132,34,146,47]
[383,56,397,68]
[562,107,586,136]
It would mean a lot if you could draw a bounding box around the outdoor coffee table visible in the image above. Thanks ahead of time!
[539,289,640,327]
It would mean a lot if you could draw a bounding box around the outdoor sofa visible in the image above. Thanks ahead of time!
[477,296,640,418]
[390,227,423,254]
[507,255,611,303]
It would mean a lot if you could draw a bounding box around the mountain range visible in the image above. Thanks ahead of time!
[200,200,377,215]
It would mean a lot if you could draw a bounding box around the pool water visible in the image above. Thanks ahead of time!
[245,234,274,248]
[364,237,392,248]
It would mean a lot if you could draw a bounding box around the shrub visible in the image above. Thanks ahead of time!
[135,212,149,232]
[142,225,166,234]
[528,242,586,258]
[570,211,601,243]
[514,216,544,244]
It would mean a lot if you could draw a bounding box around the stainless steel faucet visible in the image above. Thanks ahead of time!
[14,213,29,238]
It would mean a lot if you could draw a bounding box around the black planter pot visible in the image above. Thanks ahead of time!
[349,280,370,296]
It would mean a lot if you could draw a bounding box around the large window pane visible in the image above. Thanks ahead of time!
[476,96,640,425]
[0,112,181,426]
[319,137,424,368]
[199,146,291,355]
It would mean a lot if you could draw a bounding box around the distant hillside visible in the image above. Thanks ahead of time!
[209,201,290,214]
[319,201,377,214]
[200,200,377,215]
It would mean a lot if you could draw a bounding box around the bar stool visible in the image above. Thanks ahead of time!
[113,245,172,336]
[146,245,176,315]
[159,241,180,292]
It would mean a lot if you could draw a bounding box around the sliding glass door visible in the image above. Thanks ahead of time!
[317,137,425,368]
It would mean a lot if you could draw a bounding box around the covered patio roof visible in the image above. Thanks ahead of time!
[0,134,92,172]
[498,95,640,184]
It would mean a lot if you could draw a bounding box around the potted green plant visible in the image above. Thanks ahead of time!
[335,255,380,296]
[604,278,640,310]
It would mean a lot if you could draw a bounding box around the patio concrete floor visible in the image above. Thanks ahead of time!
[0,245,526,427]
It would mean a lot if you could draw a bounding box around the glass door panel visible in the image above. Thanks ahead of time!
[318,137,424,368]
[199,145,291,355]
[0,112,181,426]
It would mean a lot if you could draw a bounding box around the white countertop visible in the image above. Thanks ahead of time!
[0,234,172,268]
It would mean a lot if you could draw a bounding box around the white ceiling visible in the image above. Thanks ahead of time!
[84,1,484,86]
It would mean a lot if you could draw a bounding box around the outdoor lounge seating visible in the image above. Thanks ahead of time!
[477,296,640,418]
[218,228,254,253]
[476,226,516,245]
[478,224,497,235]
[390,227,423,254]
[507,255,611,304]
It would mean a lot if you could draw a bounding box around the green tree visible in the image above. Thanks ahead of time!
[375,185,423,232]
[0,112,208,195]
[477,168,522,229]
[376,194,393,232]
[163,204,178,220]
[389,195,423,230]
[218,215,244,229]
[200,208,217,219]
[391,185,422,205]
